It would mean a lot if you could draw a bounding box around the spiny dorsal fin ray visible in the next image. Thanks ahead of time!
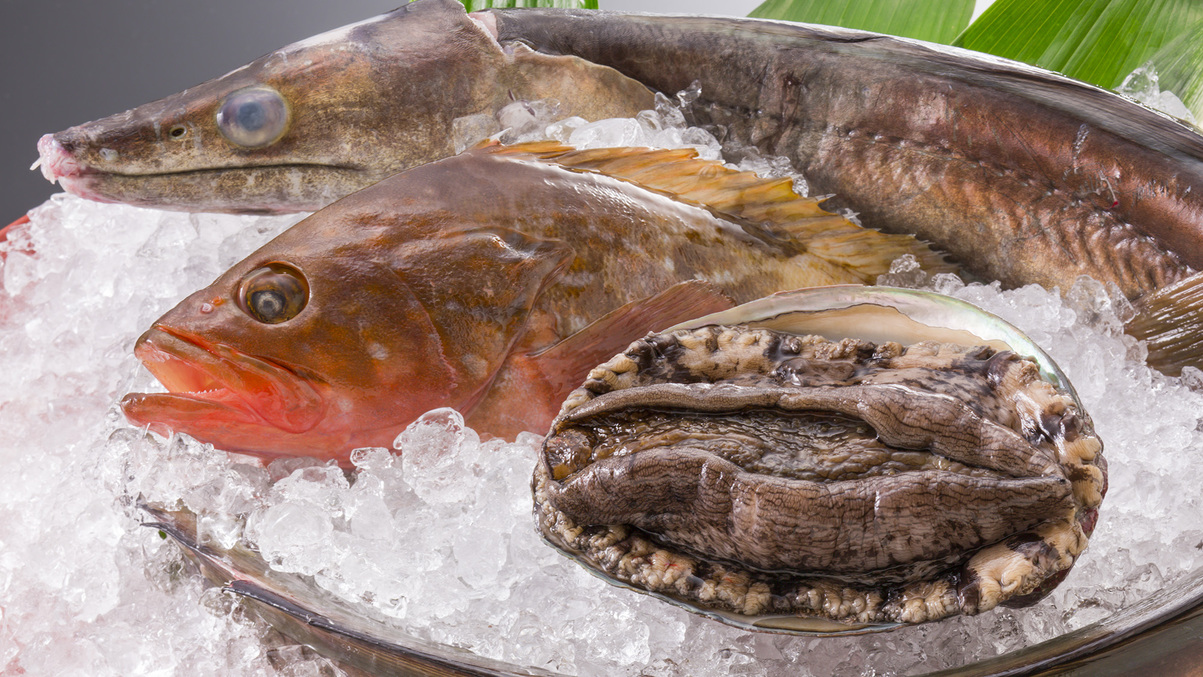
[1128,271,1203,376]
[484,142,954,279]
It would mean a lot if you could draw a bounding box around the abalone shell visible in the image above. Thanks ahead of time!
[533,288,1105,632]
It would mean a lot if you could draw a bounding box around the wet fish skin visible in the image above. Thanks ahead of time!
[42,0,1202,301]
[120,143,948,460]
[487,9,1203,304]
[38,0,652,213]
[44,2,1203,370]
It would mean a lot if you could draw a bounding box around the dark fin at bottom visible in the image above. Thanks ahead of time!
[1127,272,1203,376]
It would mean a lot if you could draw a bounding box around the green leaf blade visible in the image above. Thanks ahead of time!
[956,0,1203,90]
[1136,17,1203,122]
[749,0,975,44]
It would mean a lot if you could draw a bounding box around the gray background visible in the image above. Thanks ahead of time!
[1,1,759,220]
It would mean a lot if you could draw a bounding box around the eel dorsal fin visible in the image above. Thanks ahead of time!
[483,142,955,282]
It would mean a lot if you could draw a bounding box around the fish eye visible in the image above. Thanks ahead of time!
[238,263,308,324]
[216,86,289,148]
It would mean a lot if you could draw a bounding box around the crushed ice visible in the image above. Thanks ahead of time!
[4,98,1203,676]
[1116,65,1199,126]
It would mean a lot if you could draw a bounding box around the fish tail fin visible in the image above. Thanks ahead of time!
[488,142,953,283]
[1127,272,1203,376]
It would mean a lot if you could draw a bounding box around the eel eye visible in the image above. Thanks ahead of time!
[238,263,308,324]
[216,86,289,148]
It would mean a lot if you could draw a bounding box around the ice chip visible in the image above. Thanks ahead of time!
[875,253,929,288]
[393,408,483,503]
[272,463,350,515]
[348,446,391,470]
[452,113,501,154]
[347,493,395,541]
[249,501,336,573]
[497,99,563,143]
[1179,366,1203,391]
[930,272,966,296]
[1066,275,1130,333]
[1117,64,1199,125]
[653,90,688,128]
[3,249,37,296]
[542,115,589,143]
[569,117,646,148]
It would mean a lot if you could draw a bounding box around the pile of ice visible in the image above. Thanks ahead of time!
[1116,65,1199,126]
[4,101,1203,677]
[462,86,808,195]
[0,199,330,675]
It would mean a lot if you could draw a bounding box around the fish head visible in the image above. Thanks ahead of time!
[120,244,458,460]
[121,160,574,460]
[38,0,514,213]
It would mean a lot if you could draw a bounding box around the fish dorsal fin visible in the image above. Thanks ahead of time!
[1127,271,1203,375]
[484,142,953,280]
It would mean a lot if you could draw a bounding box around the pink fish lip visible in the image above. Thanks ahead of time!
[36,134,89,183]
[122,325,326,438]
[35,134,122,204]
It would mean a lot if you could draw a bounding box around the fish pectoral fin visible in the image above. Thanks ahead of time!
[1127,271,1203,376]
[531,280,736,401]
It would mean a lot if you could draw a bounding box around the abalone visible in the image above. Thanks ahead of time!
[533,286,1105,632]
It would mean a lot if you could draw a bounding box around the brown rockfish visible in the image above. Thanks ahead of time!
[42,0,1203,373]
[120,142,950,461]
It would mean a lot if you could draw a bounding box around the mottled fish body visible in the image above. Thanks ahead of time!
[121,142,949,460]
[36,0,652,213]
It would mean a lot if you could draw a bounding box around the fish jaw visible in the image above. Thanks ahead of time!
[37,134,82,184]
[39,109,370,214]
[122,326,331,455]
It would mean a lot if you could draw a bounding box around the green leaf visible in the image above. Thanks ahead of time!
[459,0,597,9]
[1136,19,1203,122]
[954,0,1203,90]
[748,0,975,44]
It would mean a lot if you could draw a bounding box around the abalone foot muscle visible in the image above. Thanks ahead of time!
[533,323,1105,628]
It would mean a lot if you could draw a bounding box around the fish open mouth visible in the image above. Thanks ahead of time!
[121,326,325,441]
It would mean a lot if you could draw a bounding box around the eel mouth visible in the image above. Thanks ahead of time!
[121,326,325,441]
[36,134,363,213]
